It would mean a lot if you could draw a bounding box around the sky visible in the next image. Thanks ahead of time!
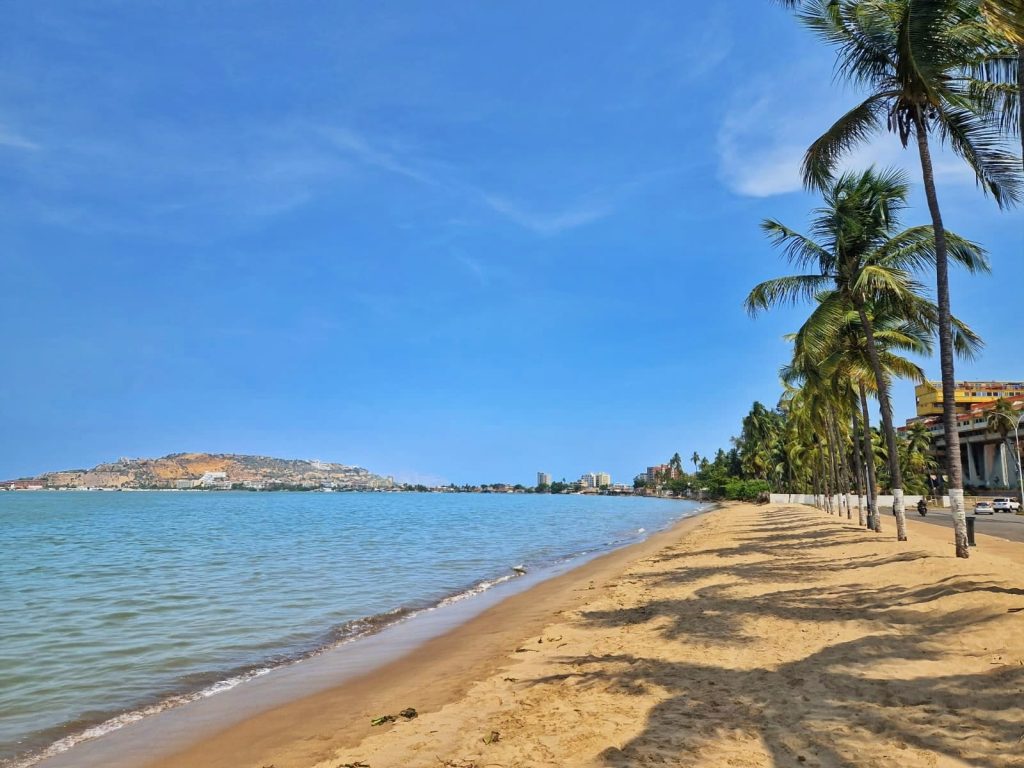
[1,2,1021,485]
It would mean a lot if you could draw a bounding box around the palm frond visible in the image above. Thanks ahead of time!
[761,220,834,270]
[744,274,835,316]
[938,104,1024,207]
[802,93,891,189]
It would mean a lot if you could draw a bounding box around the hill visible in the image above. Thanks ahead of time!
[16,453,393,490]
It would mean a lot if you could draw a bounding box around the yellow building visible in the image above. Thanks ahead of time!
[915,381,1024,417]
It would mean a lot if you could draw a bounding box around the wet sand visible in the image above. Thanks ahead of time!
[131,506,711,768]
[148,502,1024,767]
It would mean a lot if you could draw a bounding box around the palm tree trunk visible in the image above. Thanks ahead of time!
[854,302,907,540]
[823,448,831,514]
[913,112,969,559]
[851,410,867,527]
[827,405,853,519]
[1018,44,1023,171]
[811,457,820,509]
[859,381,880,532]
[823,417,839,515]
[821,448,832,513]
[840,425,854,520]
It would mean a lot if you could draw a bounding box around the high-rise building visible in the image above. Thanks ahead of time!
[904,386,1024,490]
[646,464,678,484]
[579,472,611,489]
[915,381,1024,417]
[537,471,551,487]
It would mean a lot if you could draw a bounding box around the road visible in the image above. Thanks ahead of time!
[902,507,1024,544]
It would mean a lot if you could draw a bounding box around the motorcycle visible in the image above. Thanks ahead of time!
[917,500,928,517]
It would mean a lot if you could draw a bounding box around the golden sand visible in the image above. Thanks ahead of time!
[151,503,1024,768]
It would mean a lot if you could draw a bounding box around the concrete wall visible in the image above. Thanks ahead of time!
[769,493,950,508]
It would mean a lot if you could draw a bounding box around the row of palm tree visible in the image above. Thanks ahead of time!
[751,0,1020,557]
[746,167,984,532]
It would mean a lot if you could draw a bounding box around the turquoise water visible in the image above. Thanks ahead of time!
[0,491,697,766]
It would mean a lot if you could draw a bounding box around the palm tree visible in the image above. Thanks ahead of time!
[690,451,701,473]
[983,0,1024,41]
[738,402,785,487]
[987,397,1021,487]
[785,291,963,529]
[797,0,1021,557]
[669,452,683,477]
[901,421,940,494]
[977,1,1023,167]
[746,167,987,541]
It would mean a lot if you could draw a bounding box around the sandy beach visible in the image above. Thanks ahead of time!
[144,502,1024,768]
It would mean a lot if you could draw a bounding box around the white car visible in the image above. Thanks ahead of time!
[992,497,1021,513]
[974,501,995,515]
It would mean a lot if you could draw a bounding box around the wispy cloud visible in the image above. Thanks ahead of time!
[480,193,613,235]
[716,77,979,199]
[313,124,659,236]
[0,106,669,241]
[0,126,40,151]
[317,126,439,187]
[456,254,489,286]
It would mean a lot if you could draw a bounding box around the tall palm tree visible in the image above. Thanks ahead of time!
[983,0,1024,41]
[746,167,987,541]
[976,1,1023,167]
[901,421,941,494]
[905,420,934,456]
[797,0,1021,557]
[781,0,1022,160]
[690,451,701,473]
[785,292,969,528]
[669,452,683,477]
[739,402,784,486]
[782,340,856,517]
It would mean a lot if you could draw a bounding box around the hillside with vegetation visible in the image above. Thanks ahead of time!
[23,453,393,490]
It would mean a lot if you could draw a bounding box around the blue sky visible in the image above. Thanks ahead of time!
[1,2,1020,484]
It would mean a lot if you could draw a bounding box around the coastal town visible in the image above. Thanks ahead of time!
[5,380,1021,503]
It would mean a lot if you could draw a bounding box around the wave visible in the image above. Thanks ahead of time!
[1,567,530,768]
[5,503,703,768]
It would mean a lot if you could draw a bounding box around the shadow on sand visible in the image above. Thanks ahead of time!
[528,507,1024,767]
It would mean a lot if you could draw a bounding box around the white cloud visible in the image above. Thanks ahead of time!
[480,194,613,236]
[456,254,489,286]
[716,78,983,199]
[0,127,40,151]
[318,126,438,187]
[0,108,662,240]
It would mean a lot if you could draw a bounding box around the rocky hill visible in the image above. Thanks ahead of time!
[22,453,393,490]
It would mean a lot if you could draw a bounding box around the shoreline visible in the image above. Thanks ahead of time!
[32,499,712,768]
[159,502,1024,767]
[27,501,1024,767]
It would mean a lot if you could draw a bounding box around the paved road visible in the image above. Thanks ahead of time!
[902,507,1024,544]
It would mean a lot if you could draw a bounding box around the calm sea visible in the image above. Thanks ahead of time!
[0,491,698,766]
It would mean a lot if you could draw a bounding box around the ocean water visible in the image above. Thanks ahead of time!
[0,491,698,766]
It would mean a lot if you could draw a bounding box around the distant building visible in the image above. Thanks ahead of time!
[646,464,678,484]
[537,472,551,486]
[579,472,611,489]
[198,471,227,487]
[915,381,1024,418]
[904,392,1024,490]
[1,480,44,490]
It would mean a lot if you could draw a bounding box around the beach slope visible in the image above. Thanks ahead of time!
[166,502,1024,767]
